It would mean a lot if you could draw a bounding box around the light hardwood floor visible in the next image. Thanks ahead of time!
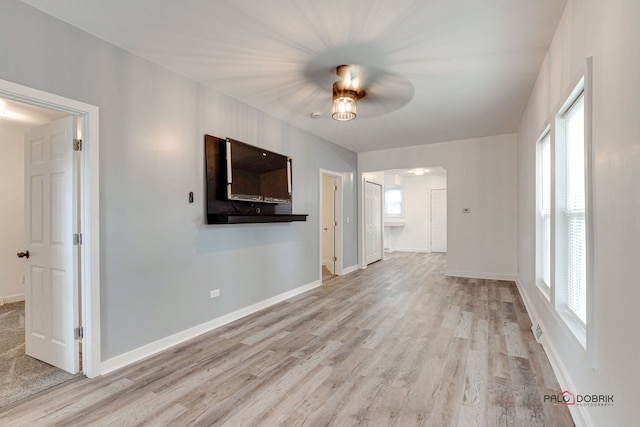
[0,252,573,426]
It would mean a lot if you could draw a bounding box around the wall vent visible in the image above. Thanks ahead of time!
[531,323,544,344]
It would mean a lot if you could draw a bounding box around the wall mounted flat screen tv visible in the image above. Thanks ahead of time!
[224,138,292,204]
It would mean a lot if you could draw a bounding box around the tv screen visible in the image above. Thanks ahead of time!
[225,138,292,204]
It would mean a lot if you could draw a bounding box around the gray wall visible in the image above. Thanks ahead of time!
[0,0,358,360]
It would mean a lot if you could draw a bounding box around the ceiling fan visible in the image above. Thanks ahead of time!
[306,63,415,121]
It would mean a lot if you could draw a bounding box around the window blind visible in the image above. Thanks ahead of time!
[384,188,402,216]
[563,93,586,324]
[540,132,551,287]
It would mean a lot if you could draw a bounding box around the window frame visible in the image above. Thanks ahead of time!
[553,76,591,348]
[383,185,404,217]
[535,127,552,300]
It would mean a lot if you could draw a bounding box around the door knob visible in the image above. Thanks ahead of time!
[17,250,29,259]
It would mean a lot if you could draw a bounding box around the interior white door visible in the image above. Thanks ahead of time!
[365,181,383,264]
[24,116,79,374]
[322,175,335,275]
[431,189,447,253]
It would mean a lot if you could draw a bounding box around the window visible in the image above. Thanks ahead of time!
[384,186,403,216]
[557,91,587,325]
[536,130,551,292]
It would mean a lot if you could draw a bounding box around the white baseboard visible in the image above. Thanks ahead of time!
[341,265,360,275]
[515,277,592,427]
[0,293,25,304]
[515,277,545,346]
[540,334,592,427]
[446,270,517,281]
[393,248,431,253]
[101,279,322,375]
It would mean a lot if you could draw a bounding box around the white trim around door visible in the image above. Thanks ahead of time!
[319,169,344,279]
[0,78,101,378]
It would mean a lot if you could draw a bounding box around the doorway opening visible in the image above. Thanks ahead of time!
[0,79,101,407]
[362,168,447,261]
[320,170,343,282]
[0,99,80,407]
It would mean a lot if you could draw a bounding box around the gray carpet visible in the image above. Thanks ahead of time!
[0,301,77,408]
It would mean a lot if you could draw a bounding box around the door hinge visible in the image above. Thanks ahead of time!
[334,185,338,191]
[333,256,338,261]
[74,326,84,340]
[73,138,82,151]
[73,233,83,245]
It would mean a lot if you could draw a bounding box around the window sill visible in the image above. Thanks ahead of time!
[384,221,405,227]
[557,308,587,350]
[536,281,551,302]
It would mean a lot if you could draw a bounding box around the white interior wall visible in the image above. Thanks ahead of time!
[359,134,517,279]
[517,0,640,425]
[0,122,27,302]
[384,173,404,187]
[363,171,384,185]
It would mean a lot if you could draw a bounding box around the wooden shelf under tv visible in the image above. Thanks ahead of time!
[207,213,308,224]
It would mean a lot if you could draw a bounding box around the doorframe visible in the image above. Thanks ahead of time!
[319,169,343,279]
[0,78,101,378]
[430,188,447,253]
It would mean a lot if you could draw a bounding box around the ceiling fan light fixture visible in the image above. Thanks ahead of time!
[331,65,364,122]
[332,89,357,121]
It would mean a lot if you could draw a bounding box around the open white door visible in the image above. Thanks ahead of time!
[365,181,383,264]
[23,116,79,374]
[322,175,336,275]
[431,189,447,253]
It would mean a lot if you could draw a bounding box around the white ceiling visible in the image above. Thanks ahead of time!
[22,0,566,153]
[385,167,447,177]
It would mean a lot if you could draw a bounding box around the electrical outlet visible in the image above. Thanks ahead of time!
[210,289,220,299]
[21,274,25,284]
